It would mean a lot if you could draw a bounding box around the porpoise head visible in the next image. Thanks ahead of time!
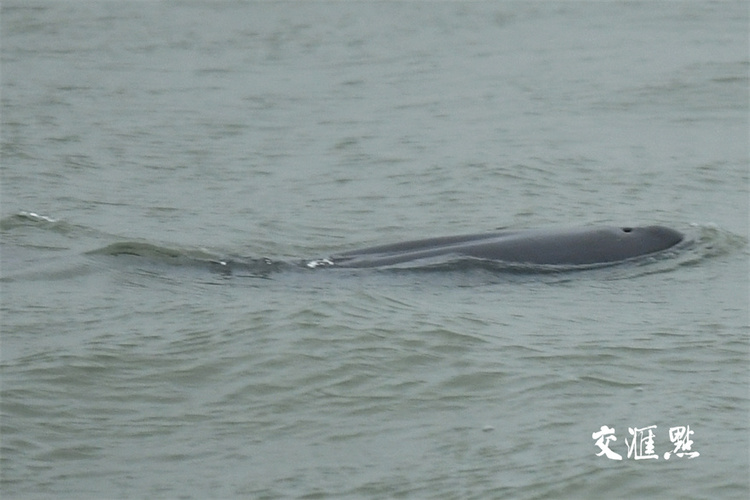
[604,225,684,262]
[511,225,686,265]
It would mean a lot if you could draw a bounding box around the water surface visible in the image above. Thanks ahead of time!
[2,2,748,499]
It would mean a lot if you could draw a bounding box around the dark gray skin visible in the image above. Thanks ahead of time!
[326,225,684,268]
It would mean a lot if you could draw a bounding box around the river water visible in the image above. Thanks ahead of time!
[1,2,748,499]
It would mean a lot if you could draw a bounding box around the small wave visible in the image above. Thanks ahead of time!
[16,211,57,223]
[1,211,60,229]
[316,254,668,278]
[669,223,746,267]
[88,241,196,260]
[86,242,292,278]
[0,211,101,240]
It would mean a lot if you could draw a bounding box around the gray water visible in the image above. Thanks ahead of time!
[1,1,749,499]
